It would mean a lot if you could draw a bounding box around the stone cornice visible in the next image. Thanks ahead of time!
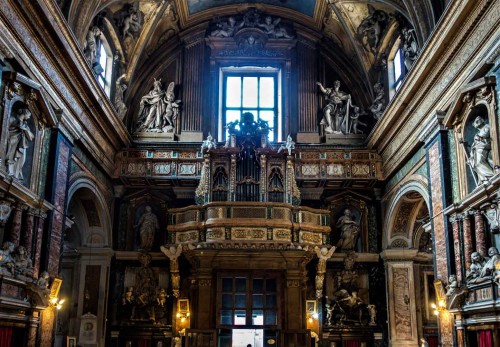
[367,0,499,179]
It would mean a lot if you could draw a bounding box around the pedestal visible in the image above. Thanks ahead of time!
[325,134,366,145]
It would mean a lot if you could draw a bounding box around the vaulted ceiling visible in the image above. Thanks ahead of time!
[58,0,444,116]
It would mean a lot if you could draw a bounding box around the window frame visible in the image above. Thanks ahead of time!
[387,38,406,100]
[97,38,113,96]
[219,66,282,143]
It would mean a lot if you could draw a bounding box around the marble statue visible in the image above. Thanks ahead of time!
[136,79,181,133]
[114,74,128,121]
[420,338,429,347]
[401,28,419,70]
[84,26,101,65]
[468,116,494,182]
[480,247,500,277]
[257,16,293,38]
[13,245,34,281]
[0,241,15,276]
[201,133,217,152]
[314,246,336,274]
[36,271,50,289]
[6,107,34,180]
[135,206,159,251]
[278,135,295,155]
[369,82,385,120]
[356,5,388,52]
[210,16,243,37]
[123,5,142,39]
[445,275,458,297]
[317,81,351,134]
[335,253,358,290]
[350,106,367,134]
[466,251,488,284]
[367,304,377,325]
[335,208,360,251]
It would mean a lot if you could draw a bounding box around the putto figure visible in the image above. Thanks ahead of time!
[257,16,293,38]
[317,80,351,134]
[136,79,181,133]
[201,133,217,152]
[278,135,295,155]
[210,16,243,37]
[6,107,34,180]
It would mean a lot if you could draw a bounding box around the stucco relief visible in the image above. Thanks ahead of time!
[393,267,413,340]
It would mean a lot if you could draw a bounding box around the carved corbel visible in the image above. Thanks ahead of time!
[160,244,183,298]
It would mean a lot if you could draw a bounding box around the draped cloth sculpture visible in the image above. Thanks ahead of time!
[6,108,34,180]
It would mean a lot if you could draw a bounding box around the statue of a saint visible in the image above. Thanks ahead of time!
[468,116,494,182]
[335,208,360,251]
[114,74,128,121]
[135,206,159,251]
[369,82,385,120]
[401,28,419,70]
[6,108,34,180]
[317,81,351,134]
[136,80,180,133]
[84,26,101,65]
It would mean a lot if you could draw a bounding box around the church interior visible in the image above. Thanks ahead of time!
[0,0,498,346]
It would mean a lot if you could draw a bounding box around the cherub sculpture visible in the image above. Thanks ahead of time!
[201,133,217,152]
[278,135,295,155]
[258,16,293,38]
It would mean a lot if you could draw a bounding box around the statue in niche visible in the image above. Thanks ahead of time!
[335,208,360,251]
[0,241,15,276]
[134,206,159,251]
[83,26,101,65]
[317,81,352,134]
[466,251,488,284]
[278,135,295,155]
[369,82,385,120]
[201,133,217,152]
[468,116,494,182]
[401,27,419,70]
[13,245,34,281]
[257,16,293,38]
[210,16,243,37]
[123,4,142,40]
[356,5,388,52]
[136,79,181,133]
[114,74,128,121]
[6,107,34,181]
[367,304,377,325]
[350,106,368,134]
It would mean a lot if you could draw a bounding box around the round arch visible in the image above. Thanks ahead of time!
[383,174,430,249]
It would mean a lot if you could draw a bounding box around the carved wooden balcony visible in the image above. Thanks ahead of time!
[167,202,330,249]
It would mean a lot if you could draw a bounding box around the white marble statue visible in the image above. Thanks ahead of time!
[335,208,360,251]
[210,16,243,37]
[201,133,217,152]
[123,5,142,39]
[6,107,34,180]
[468,116,494,182]
[257,16,293,38]
[84,26,101,65]
[369,82,385,120]
[278,135,295,155]
[317,81,351,134]
[136,79,181,133]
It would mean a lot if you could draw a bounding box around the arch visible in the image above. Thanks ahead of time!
[66,177,112,248]
[383,175,430,249]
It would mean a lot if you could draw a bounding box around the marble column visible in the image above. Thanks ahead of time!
[22,208,36,255]
[473,210,487,257]
[8,204,24,246]
[450,214,462,283]
[32,212,47,279]
[462,212,473,271]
